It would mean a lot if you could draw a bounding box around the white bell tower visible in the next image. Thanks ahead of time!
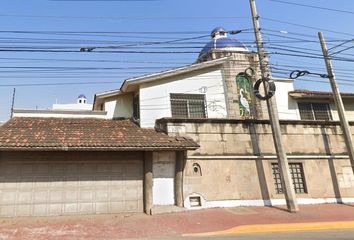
[77,94,87,104]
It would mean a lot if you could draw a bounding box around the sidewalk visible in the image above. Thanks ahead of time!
[1,203,354,240]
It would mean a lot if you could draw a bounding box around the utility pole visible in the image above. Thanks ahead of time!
[319,32,354,175]
[10,88,16,118]
[249,0,299,212]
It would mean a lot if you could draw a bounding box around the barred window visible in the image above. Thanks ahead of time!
[170,93,207,118]
[272,163,307,194]
[298,102,332,121]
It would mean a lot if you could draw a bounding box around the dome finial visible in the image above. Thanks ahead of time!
[211,27,227,40]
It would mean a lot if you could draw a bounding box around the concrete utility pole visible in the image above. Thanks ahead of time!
[249,0,299,212]
[319,32,354,175]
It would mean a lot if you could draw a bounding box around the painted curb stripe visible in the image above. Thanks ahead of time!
[183,221,354,237]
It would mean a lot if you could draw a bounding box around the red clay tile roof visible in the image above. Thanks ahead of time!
[0,117,199,151]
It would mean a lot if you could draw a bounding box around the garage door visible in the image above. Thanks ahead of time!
[0,157,143,217]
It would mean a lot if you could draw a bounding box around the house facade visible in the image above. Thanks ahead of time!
[92,27,354,209]
[3,27,354,216]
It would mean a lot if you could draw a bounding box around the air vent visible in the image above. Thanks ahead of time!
[189,196,202,207]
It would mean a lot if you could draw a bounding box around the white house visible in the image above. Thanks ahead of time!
[4,27,354,216]
[90,27,354,210]
[92,27,305,127]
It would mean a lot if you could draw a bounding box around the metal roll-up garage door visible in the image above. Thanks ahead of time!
[0,152,144,217]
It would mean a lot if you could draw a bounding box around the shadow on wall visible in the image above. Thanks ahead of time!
[248,122,272,206]
[321,127,343,204]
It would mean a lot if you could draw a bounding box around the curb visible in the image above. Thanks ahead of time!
[183,221,354,237]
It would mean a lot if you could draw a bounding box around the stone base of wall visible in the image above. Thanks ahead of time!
[183,195,354,210]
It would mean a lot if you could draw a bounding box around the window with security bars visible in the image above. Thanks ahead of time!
[298,102,332,121]
[170,93,207,118]
[272,163,307,194]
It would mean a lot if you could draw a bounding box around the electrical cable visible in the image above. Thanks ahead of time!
[267,0,354,15]
[330,45,354,56]
[0,14,250,21]
[328,38,354,52]
[261,17,354,37]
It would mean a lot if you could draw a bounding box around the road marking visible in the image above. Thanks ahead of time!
[183,221,354,237]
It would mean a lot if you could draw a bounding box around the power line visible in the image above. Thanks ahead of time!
[79,34,210,51]
[330,45,354,56]
[262,32,346,47]
[0,81,119,87]
[0,49,201,54]
[0,57,191,64]
[271,63,354,75]
[0,14,250,21]
[268,42,354,58]
[328,38,354,52]
[261,17,354,37]
[0,30,214,35]
[267,0,354,15]
[0,66,180,70]
[262,28,319,40]
[269,51,354,63]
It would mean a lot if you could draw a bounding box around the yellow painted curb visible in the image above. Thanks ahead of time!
[183,221,354,237]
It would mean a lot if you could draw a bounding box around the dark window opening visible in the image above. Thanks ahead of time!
[170,93,207,118]
[272,163,307,194]
[298,102,332,121]
[133,94,140,121]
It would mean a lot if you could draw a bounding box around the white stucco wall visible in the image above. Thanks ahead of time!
[52,103,93,111]
[139,69,227,128]
[153,151,176,205]
[13,110,107,119]
[330,101,354,121]
[274,79,299,120]
[105,94,134,119]
[105,100,117,119]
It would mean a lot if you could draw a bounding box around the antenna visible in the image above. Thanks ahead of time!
[10,88,16,118]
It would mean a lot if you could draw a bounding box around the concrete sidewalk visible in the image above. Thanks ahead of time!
[1,203,354,239]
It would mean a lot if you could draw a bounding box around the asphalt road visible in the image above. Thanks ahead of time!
[135,230,354,240]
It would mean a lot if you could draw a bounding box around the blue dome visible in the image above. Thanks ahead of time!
[199,38,248,56]
[198,27,248,59]
[78,94,86,99]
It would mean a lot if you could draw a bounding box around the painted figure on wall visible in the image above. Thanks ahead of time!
[236,73,253,118]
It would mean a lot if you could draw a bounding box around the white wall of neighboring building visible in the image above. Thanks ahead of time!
[53,95,92,111]
[274,79,300,120]
[52,103,93,111]
[105,94,134,119]
[104,100,117,119]
[13,109,107,119]
[139,69,227,128]
[330,101,354,121]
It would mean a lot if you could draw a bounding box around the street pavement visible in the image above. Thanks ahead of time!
[0,203,354,239]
